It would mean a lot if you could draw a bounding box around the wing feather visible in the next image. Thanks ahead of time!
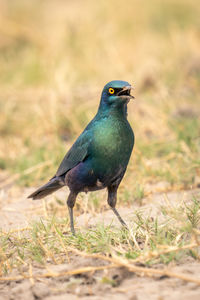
[56,131,91,177]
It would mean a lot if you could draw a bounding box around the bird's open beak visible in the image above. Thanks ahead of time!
[117,86,135,99]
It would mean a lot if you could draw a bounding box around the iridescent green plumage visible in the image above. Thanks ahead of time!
[28,80,134,234]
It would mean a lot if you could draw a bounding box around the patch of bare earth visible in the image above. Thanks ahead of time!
[0,186,200,300]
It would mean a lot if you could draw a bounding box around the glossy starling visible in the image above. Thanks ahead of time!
[28,80,134,234]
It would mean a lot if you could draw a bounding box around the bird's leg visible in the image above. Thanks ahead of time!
[107,185,128,229]
[67,192,78,235]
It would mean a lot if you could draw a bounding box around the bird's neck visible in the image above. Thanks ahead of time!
[97,96,128,119]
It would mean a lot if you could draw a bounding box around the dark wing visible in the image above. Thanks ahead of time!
[56,130,92,177]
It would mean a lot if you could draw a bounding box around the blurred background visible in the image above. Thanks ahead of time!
[0,0,200,203]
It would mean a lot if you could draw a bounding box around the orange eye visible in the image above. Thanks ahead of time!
[109,87,115,94]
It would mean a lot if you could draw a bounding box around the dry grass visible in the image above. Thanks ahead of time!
[0,0,200,287]
[1,192,200,283]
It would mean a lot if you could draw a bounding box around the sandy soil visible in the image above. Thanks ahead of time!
[0,186,200,300]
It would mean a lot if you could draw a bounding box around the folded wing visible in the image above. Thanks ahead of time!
[56,130,92,177]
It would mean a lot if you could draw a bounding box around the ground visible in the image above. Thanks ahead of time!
[0,185,200,300]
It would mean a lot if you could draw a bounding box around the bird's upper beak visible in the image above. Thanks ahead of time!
[117,86,135,99]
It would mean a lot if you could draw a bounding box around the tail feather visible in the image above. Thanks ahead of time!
[28,177,64,200]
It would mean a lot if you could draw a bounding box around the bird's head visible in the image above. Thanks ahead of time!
[99,80,134,114]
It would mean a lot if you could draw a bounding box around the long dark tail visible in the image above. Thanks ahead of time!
[28,177,65,200]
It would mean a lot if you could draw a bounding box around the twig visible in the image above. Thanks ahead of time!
[67,247,200,285]
[0,264,116,282]
[112,254,200,285]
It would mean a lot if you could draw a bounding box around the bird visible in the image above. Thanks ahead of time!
[28,80,135,235]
